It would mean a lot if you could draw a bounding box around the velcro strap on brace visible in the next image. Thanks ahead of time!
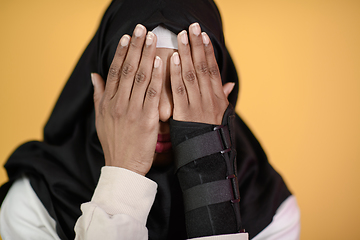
[174,125,231,171]
[183,179,234,212]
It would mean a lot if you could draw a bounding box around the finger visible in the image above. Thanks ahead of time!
[105,34,130,99]
[177,30,201,105]
[222,82,235,99]
[116,24,147,102]
[188,23,214,101]
[143,56,163,119]
[91,73,105,115]
[129,31,157,109]
[170,52,188,115]
[201,31,226,99]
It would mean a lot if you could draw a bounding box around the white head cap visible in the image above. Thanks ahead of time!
[152,25,178,49]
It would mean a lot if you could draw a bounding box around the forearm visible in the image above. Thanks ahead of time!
[171,105,246,239]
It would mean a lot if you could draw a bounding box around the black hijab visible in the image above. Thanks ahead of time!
[0,0,291,239]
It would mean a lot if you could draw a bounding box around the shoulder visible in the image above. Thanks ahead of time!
[0,175,60,240]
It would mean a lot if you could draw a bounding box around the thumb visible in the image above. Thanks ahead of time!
[222,82,236,99]
[91,73,105,113]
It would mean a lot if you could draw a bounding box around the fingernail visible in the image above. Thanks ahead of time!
[191,23,201,36]
[120,35,130,47]
[173,52,180,65]
[134,24,145,37]
[180,30,188,45]
[146,32,154,46]
[154,56,161,68]
[201,32,210,45]
[91,73,95,86]
[229,82,236,91]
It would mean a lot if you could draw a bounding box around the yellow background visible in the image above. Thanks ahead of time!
[1,0,359,239]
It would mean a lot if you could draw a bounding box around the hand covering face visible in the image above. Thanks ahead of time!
[0,0,291,239]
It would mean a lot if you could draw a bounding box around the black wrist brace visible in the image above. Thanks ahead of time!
[170,104,243,238]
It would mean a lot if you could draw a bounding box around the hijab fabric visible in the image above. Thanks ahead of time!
[0,0,291,239]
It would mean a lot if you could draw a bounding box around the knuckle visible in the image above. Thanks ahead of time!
[127,112,137,123]
[129,39,143,50]
[108,66,120,79]
[152,71,159,79]
[127,110,141,124]
[184,70,196,83]
[135,71,146,84]
[130,40,138,48]
[146,87,158,99]
[195,62,208,75]
[141,48,152,58]
[209,66,220,77]
[111,101,124,119]
[111,108,122,119]
[176,85,186,95]
[98,99,109,117]
[121,63,135,77]
[193,39,204,47]
[205,45,214,55]
[207,99,217,111]
[99,102,106,116]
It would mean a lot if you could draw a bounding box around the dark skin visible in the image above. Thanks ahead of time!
[91,23,235,176]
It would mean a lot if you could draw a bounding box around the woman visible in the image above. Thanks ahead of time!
[0,0,300,239]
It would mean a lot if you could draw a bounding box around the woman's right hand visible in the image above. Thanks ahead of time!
[91,24,163,176]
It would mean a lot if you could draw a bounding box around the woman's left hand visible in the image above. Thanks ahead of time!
[170,23,233,125]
